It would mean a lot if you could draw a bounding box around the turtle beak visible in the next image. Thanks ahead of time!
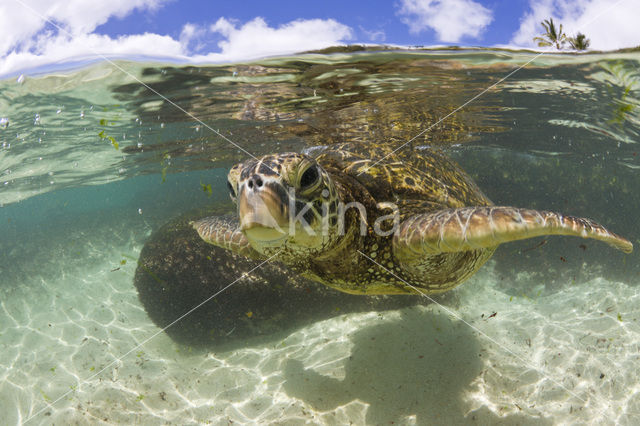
[238,177,289,241]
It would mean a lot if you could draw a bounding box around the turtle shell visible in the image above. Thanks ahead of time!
[311,142,491,216]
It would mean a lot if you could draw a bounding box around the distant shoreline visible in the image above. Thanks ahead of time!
[2,44,639,80]
[304,43,640,55]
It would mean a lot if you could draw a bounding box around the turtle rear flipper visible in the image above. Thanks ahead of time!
[393,207,633,259]
[192,215,263,259]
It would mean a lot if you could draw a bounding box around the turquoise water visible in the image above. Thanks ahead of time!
[1,49,640,424]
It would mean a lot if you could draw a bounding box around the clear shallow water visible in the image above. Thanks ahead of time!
[1,49,640,424]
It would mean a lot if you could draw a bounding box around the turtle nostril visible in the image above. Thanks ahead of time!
[247,175,263,190]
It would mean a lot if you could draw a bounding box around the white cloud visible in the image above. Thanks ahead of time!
[0,0,164,55]
[397,0,493,43]
[179,23,211,54]
[202,17,352,61]
[0,1,353,78]
[512,0,640,50]
[359,26,386,43]
[178,17,353,61]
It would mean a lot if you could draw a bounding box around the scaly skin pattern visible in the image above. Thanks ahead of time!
[194,144,632,295]
[393,207,633,255]
[191,216,261,259]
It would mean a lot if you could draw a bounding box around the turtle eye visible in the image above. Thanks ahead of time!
[299,166,319,190]
[227,180,237,201]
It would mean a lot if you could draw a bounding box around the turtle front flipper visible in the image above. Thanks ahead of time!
[393,207,633,258]
[192,215,263,259]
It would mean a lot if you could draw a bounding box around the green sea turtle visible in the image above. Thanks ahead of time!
[193,143,632,295]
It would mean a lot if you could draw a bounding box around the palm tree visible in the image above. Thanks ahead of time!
[533,18,567,50]
[568,33,590,50]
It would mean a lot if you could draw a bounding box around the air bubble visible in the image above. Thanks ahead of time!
[33,113,41,125]
[138,208,143,215]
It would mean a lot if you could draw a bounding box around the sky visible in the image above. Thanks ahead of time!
[0,0,639,77]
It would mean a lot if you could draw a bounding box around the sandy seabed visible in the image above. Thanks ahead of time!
[1,218,640,425]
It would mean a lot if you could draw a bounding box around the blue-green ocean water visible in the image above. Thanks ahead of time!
[1,49,640,424]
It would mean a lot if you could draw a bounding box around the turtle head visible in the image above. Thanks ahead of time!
[227,153,342,257]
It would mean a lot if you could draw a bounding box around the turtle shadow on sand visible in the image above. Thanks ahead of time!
[134,205,443,351]
[283,307,551,425]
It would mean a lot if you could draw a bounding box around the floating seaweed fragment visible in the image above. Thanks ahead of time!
[200,181,213,197]
[98,130,119,150]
